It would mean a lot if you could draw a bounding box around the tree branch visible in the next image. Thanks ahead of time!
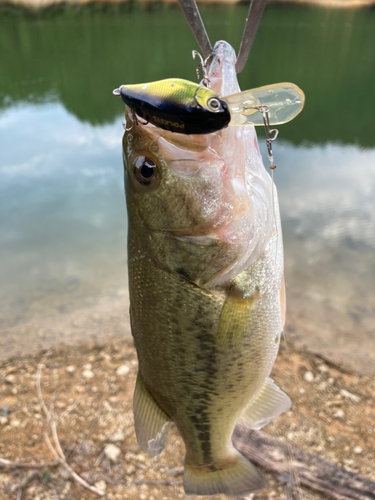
[233,423,375,500]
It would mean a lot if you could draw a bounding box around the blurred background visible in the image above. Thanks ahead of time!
[0,2,374,374]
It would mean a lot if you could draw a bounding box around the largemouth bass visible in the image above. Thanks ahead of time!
[123,40,290,497]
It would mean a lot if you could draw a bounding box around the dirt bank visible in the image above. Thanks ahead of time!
[0,338,374,499]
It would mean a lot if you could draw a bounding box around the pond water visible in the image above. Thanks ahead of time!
[0,4,374,373]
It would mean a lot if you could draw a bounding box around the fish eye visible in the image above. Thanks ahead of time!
[207,97,222,112]
[134,156,158,186]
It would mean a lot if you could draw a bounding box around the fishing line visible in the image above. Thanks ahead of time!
[258,108,306,500]
[269,170,304,500]
[270,167,278,268]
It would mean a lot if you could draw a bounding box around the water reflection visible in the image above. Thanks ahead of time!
[1,4,375,145]
[0,103,128,356]
[0,4,374,372]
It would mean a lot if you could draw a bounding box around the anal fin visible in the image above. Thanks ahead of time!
[133,372,171,457]
[240,377,291,430]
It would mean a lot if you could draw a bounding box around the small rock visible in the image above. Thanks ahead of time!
[83,363,92,370]
[66,365,75,374]
[94,480,107,491]
[343,459,354,466]
[60,467,71,480]
[110,431,125,443]
[328,377,335,384]
[333,409,345,419]
[353,446,363,454]
[318,364,329,372]
[104,444,121,462]
[4,375,15,384]
[116,364,130,376]
[318,382,327,391]
[340,389,360,403]
[304,371,314,383]
[0,416,8,425]
[82,370,94,379]
[61,482,71,494]
[125,464,136,475]
[299,388,305,394]
[1,406,9,417]
[128,443,140,453]
[11,419,21,427]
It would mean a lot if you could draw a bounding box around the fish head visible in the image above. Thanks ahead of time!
[123,41,274,287]
[123,109,231,234]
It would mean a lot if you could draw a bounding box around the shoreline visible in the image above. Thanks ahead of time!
[1,0,374,10]
[0,337,374,499]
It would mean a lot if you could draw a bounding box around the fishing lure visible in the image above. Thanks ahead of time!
[113,78,230,135]
[113,76,304,136]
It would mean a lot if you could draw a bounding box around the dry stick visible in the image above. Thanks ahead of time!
[134,479,183,487]
[166,466,184,477]
[43,431,105,496]
[233,423,375,500]
[36,363,105,497]
[36,364,66,460]
[0,458,59,469]
[10,470,42,493]
[58,398,81,422]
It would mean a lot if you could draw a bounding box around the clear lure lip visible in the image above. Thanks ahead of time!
[223,82,306,127]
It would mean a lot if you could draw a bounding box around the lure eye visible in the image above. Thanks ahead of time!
[207,97,222,112]
[134,156,158,186]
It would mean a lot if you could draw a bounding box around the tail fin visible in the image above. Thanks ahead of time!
[183,451,266,497]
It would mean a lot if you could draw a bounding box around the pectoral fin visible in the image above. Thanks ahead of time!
[217,286,259,349]
[133,372,171,457]
[240,378,291,430]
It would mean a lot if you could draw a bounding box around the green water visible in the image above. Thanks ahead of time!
[1,4,375,144]
[0,3,374,372]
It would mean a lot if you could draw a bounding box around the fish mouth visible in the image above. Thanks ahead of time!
[207,41,239,98]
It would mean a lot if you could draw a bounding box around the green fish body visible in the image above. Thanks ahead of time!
[117,78,230,135]
[123,41,290,498]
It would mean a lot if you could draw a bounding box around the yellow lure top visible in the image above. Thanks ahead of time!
[114,78,231,135]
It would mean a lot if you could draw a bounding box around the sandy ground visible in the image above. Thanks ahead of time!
[0,336,374,500]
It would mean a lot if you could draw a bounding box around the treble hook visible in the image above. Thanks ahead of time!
[192,50,211,88]
[258,106,279,170]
